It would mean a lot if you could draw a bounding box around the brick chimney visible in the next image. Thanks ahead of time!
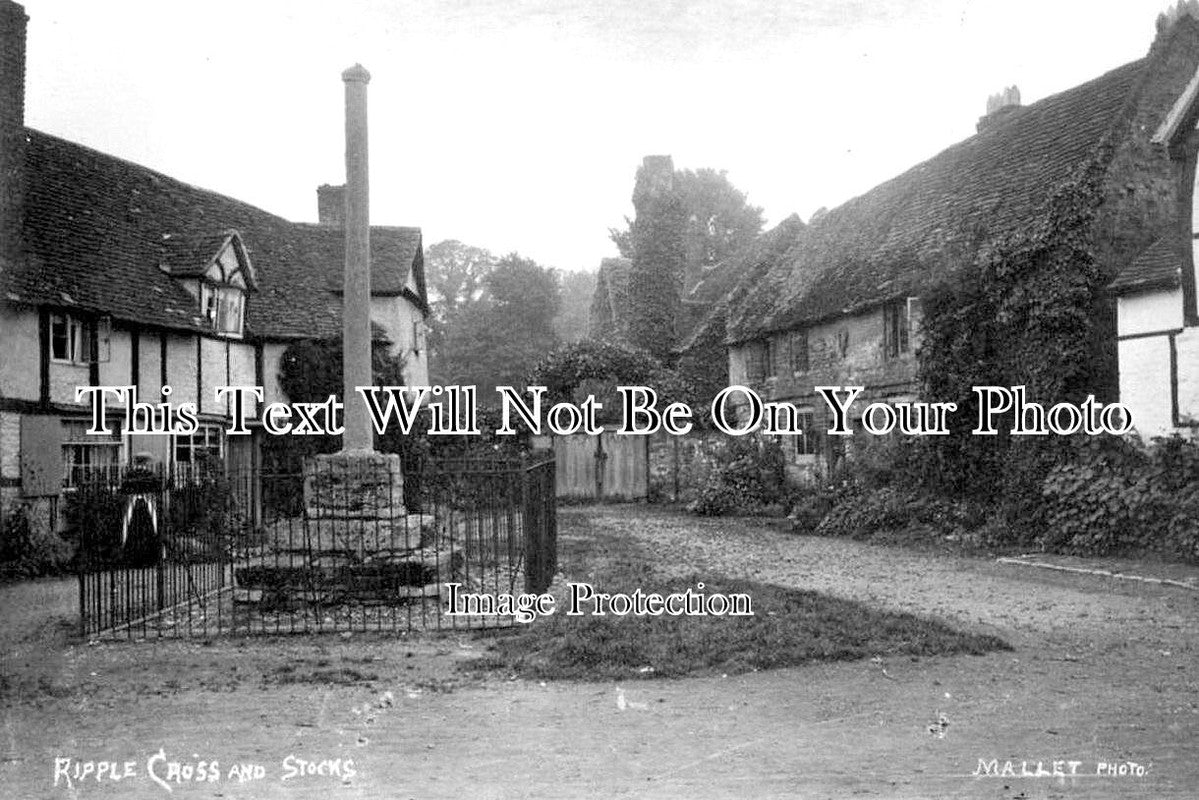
[976,85,1021,132]
[317,183,345,226]
[0,0,27,272]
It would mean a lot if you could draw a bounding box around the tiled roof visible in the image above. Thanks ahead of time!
[679,215,806,353]
[159,231,239,279]
[1111,237,1181,292]
[725,56,1152,343]
[3,130,425,339]
[686,214,805,306]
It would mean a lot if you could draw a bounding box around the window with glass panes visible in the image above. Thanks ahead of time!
[174,423,223,465]
[62,419,121,487]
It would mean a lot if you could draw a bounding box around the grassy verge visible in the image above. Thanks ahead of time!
[464,517,1010,681]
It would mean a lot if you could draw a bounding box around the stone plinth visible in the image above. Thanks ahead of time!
[232,450,475,609]
[304,451,405,520]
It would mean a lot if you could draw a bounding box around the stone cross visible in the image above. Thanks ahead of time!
[342,63,374,453]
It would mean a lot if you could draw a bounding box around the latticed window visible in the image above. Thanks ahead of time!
[746,341,768,383]
[790,329,809,373]
[884,300,911,359]
[196,237,252,337]
[62,419,121,487]
[201,283,245,336]
[174,423,223,466]
[50,314,110,364]
[794,410,817,456]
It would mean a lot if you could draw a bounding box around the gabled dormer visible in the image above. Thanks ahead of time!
[159,230,257,337]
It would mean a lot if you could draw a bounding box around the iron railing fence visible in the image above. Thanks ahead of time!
[74,452,556,639]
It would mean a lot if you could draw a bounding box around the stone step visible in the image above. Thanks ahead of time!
[234,550,464,591]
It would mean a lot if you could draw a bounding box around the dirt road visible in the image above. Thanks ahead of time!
[2,505,1196,799]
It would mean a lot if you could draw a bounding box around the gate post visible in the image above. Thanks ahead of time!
[521,452,534,593]
[594,435,607,500]
[155,476,166,613]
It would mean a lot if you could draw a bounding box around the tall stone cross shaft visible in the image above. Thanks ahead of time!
[342,63,374,452]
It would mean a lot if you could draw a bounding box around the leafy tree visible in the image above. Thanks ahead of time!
[608,166,765,290]
[1158,0,1199,32]
[675,168,765,287]
[268,330,426,507]
[277,327,406,409]
[608,224,634,260]
[553,269,597,344]
[423,239,497,369]
[438,253,562,399]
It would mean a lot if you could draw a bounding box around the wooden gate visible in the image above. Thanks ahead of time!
[552,432,648,500]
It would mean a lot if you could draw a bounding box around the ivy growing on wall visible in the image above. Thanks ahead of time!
[911,157,1111,523]
[626,163,687,361]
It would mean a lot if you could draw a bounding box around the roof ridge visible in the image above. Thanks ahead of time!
[26,127,295,226]
[823,57,1148,229]
[724,48,1155,343]
[292,221,421,234]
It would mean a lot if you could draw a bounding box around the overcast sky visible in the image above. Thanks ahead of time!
[18,0,1176,272]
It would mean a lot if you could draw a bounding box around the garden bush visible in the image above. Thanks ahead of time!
[812,486,986,543]
[687,436,789,516]
[0,502,75,579]
[1041,434,1199,561]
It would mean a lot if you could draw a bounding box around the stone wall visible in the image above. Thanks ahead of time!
[726,303,920,479]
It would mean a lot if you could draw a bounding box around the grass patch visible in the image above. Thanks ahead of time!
[463,516,1010,681]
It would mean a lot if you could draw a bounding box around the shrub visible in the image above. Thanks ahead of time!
[1041,435,1199,560]
[787,484,843,533]
[0,502,75,579]
[813,486,989,546]
[686,436,788,516]
[687,481,741,517]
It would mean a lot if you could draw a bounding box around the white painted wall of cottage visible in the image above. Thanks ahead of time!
[371,296,429,386]
[198,336,226,415]
[1118,334,1175,438]
[48,360,87,406]
[97,328,131,390]
[0,305,37,401]
[165,333,197,408]
[1116,288,1183,337]
[136,331,162,400]
[1177,327,1199,428]
[1115,286,1199,439]
[227,340,257,417]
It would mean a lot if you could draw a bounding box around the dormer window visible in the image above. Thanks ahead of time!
[200,238,250,337]
[201,283,245,336]
[161,231,257,338]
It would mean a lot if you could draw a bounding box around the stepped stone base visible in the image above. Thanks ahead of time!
[304,451,405,520]
[233,550,465,607]
[265,514,436,554]
[236,450,453,607]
